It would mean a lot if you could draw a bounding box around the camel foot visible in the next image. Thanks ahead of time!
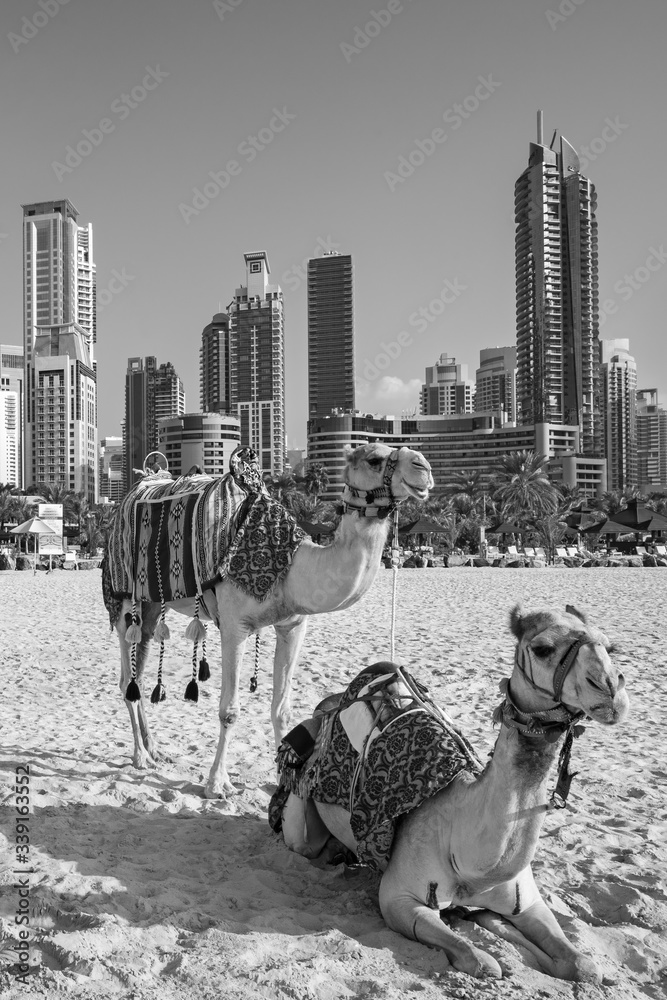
[132,749,158,769]
[144,743,174,765]
[204,776,237,800]
[452,947,502,979]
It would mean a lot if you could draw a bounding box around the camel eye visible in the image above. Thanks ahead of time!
[532,644,554,658]
[367,457,383,468]
[606,644,617,655]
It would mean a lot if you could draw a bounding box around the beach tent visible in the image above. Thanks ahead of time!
[401,518,449,535]
[489,521,527,535]
[581,519,633,536]
[10,516,57,574]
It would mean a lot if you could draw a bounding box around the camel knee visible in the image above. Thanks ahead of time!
[220,706,240,728]
[273,704,291,743]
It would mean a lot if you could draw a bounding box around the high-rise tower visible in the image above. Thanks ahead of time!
[22,199,97,497]
[514,113,600,455]
[475,347,516,423]
[420,354,474,416]
[200,313,231,413]
[228,252,285,475]
[600,339,637,490]
[124,356,185,489]
[307,252,354,417]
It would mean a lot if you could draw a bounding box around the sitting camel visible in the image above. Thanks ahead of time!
[105,443,433,798]
[273,604,629,981]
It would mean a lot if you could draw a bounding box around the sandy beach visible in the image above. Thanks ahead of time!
[1,566,665,1000]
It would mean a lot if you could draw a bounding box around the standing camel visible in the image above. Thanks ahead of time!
[274,604,630,981]
[105,443,433,798]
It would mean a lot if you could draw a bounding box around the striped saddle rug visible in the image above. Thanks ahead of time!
[269,664,482,871]
[105,471,306,609]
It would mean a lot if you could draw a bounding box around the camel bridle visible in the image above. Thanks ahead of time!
[340,447,406,519]
[496,633,594,809]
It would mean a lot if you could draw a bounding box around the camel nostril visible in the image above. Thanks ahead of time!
[586,676,607,692]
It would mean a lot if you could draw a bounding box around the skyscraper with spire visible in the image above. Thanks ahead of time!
[514,113,601,456]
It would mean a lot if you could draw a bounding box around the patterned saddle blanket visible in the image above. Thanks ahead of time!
[105,466,306,611]
[269,664,483,871]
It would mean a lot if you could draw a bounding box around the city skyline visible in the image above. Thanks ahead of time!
[1,0,666,450]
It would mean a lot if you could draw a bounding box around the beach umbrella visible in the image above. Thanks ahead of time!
[490,521,527,535]
[581,519,632,535]
[611,498,667,531]
[10,516,56,574]
[403,518,449,535]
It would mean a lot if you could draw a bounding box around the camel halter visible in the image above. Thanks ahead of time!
[339,448,405,518]
[496,635,591,809]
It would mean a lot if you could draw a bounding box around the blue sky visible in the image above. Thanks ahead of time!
[2,0,665,448]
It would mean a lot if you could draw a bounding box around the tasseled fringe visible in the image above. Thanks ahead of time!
[184,594,207,642]
[125,600,143,644]
[154,619,170,642]
[184,640,199,702]
[250,633,260,693]
[125,602,141,700]
[198,633,210,681]
[126,678,141,702]
[184,618,207,642]
[151,639,167,704]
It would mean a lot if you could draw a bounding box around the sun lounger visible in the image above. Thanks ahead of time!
[634,546,648,557]
[555,547,568,558]
[507,545,519,556]
[566,547,579,558]
[534,547,546,559]
[656,544,667,556]
[522,547,536,557]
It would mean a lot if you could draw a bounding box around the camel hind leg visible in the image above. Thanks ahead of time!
[117,601,162,768]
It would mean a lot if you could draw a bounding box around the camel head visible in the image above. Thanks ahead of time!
[343,443,433,507]
[509,605,630,726]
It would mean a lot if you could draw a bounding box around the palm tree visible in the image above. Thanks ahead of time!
[532,514,570,565]
[302,463,330,497]
[31,483,78,523]
[492,451,558,521]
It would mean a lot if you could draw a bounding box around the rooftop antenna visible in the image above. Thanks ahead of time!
[537,109,544,144]
[549,129,558,150]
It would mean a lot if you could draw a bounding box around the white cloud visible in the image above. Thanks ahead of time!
[359,376,421,415]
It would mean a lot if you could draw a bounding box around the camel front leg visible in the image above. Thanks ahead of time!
[378,880,502,979]
[271,615,308,748]
[205,628,248,799]
[468,868,600,983]
[117,602,161,768]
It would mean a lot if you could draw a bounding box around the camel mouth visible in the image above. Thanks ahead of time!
[402,481,430,501]
[584,692,630,726]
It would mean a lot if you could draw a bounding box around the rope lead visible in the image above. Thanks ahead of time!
[390,509,400,662]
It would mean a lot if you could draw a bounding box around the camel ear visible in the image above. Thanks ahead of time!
[509,604,524,639]
[565,604,587,623]
[343,446,355,484]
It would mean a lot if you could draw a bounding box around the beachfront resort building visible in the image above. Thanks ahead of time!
[124,356,185,489]
[475,347,517,423]
[200,313,232,414]
[420,354,475,416]
[307,252,355,418]
[514,113,601,457]
[228,252,285,476]
[158,412,240,478]
[0,345,24,488]
[636,389,667,491]
[600,339,637,491]
[307,411,606,500]
[22,199,98,497]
